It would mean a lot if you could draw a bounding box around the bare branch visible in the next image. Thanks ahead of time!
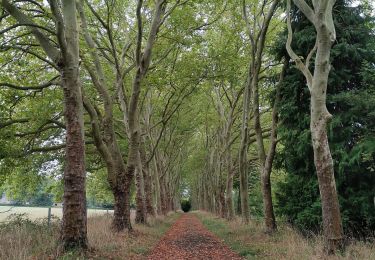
[286,0,312,90]
[135,0,143,67]
[0,75,60,90]
[28,141,94,153]
[1,45,58,69]
[48,0,67,55]
[306,38,317,69]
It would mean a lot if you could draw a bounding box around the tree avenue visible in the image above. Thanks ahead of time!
[0,0,374,256]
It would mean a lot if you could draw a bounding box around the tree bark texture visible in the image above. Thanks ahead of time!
[140,142,156,216]
[135,151,147,223]
[2,0,89,250]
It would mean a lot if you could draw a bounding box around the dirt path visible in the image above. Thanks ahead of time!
[147,213,243,260]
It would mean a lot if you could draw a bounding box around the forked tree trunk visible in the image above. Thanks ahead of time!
[77,0,133,233]
[124,0,166,225]
[286,0,343,253]
[245,0,279,233]
[257,60,286,234]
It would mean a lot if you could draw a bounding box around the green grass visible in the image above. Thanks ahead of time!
[195,212,260,259]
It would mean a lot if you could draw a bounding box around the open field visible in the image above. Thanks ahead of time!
[0,206,113,222]
[0,211,180,260]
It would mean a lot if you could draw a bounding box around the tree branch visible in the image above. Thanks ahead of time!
[293,0,315,24]
[0,118,29,129]
[0,75,59,90]
[286,0,312,90]
[2,0,60,63]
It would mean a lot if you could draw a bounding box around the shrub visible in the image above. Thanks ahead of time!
[180,199,191,212]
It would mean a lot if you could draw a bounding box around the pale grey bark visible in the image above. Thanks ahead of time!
[286,0,343,253]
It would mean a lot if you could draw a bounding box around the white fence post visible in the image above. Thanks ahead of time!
[47,207,51,226]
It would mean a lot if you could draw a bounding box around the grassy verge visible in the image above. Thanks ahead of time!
[0,212,181,260]
[194,211,375,260]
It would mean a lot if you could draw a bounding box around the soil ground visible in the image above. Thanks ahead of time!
[147,213,243,260]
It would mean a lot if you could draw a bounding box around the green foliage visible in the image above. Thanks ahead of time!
[181,199,192,212]
[274,0,375,236]
[248,167,264,218]
[86,169,114,208]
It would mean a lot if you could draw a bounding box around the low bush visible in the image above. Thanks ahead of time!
[181,199,191,212]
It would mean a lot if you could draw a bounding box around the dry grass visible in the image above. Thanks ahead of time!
[0,212,181,260]
[86,212,180,259]
[194,211,375,260]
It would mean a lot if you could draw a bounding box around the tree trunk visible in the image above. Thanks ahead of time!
[312,111,343,252]
[239,51,252,223]
[239,80,251,223]
[135,153,147,223]
[311,27,343,253]
[225,170,234,220]
[112,185,130,231]
[160,177,168,215]
[260,170,276,232]
[123,127,140,230]
[60,0,87,250]
[237,189,242,215]
[140,142,155,216]
[219,188,226,218]
[286,0,344,252]
[203,178,209,211]
[61,68,87,250]
[153,157,162,215]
